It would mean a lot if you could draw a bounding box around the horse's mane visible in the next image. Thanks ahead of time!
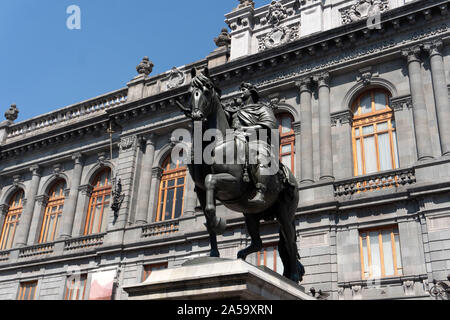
[192,73,222,97]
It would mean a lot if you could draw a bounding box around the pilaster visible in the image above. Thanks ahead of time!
[148,167,163,222]
[112,135,140,230]
[59,152,84,239]
[14,165,41,247]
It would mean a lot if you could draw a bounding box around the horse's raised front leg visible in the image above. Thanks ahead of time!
[204,173,236,235]
[237,214,262,260]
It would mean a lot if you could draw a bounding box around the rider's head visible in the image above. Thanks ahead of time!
[240,82,259,103]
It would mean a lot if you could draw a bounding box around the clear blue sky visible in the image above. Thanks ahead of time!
[0,0,269,122]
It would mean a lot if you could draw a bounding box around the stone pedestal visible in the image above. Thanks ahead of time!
[123,257,315,300]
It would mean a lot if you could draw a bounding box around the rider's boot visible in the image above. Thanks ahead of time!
[248,183,267,206]
[248,164,269,206]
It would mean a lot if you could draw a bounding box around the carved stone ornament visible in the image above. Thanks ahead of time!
[12,175,22,188]
[4,104,19,122]
[119,136,138,152]
[341,0,389,24]
[136,56,154,76]
[258,24,299,52]
[331,110,353,127]
[390,96,413,112]
[356,67,378,85]
[214,28,231,47]
[236,0,254,10]
[267,1,288,26]
[97,152,107,166]
[166,67,185,89]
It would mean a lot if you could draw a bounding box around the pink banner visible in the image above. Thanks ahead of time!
[88,270,116,300]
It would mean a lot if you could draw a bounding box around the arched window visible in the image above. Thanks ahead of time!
[276,113,295,173]
[156,155,187,222]
[0,190,24,250]
[352,89,399,176]
[84,168,112,235]
[39,180,66,243]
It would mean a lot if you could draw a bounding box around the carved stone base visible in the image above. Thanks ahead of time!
[123,257,315,300]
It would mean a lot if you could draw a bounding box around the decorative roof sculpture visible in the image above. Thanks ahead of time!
[341,0,390,24]
[4,104,19,122]
[136,56,154,76]
[236,0,255,10]
[266,0,288,26]
[214,28,232,47]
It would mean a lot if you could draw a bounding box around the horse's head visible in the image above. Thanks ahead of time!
[188,68,219,122]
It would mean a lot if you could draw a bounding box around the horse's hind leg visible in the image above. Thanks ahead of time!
[237,214,262,260]
[196,187,220,258]
[278,230,291,279]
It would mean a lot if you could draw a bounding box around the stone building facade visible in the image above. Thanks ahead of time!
[0,0,449,300]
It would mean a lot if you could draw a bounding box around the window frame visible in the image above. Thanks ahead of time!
[142,262,168,282]
[84,168,112,235]
[156,156,187,222]
[256,243,283,275]
[64,273,88,300]
[351,89,398,176]
[359,225,403,280]
[17,280,38,301]
[39,180,66,243]
[276,113,295,174]
[0,190,24,251]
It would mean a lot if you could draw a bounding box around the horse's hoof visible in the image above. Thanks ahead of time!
[237,250,247,261]
[290,273,300,283]
[210,250,220,258]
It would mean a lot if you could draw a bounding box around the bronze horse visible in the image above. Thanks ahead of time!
[176,68,305,283]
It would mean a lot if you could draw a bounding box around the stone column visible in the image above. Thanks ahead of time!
[14,165,41,247]
[59,153,84,239]
[315,72,334,181]
[147,167,163,222]
[296,77,314,183]
[402,46,434,161]
[135,134,156,224]
[424,40,450,156]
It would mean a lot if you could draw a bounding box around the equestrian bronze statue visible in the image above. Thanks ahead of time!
[175,68,305,283]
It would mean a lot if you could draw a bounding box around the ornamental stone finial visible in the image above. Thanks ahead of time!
[4,104,19,122]
[136,56,154,76]
[214,28,231,47]
[236,0,254,10]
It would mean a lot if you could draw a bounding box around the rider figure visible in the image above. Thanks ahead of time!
[226,82,278,206]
